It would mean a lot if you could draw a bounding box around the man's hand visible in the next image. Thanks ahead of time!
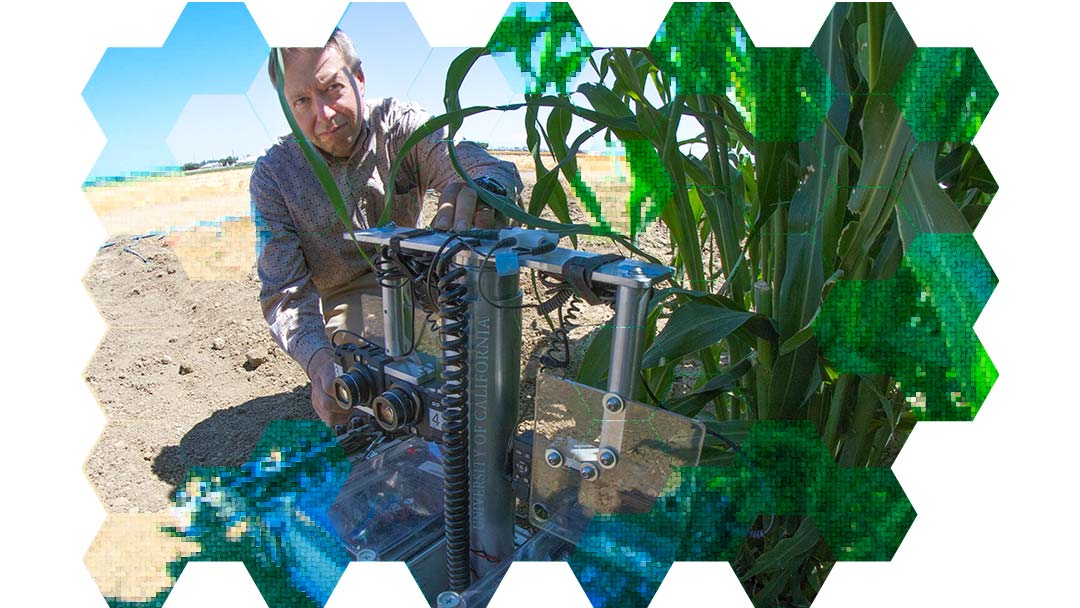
[432,181,504,232]
[307,348,351,428]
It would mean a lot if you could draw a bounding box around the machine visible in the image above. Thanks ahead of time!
[324,224,707,607]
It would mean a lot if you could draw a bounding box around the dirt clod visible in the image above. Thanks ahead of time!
[244,350,268,371]
[82,176,680,515]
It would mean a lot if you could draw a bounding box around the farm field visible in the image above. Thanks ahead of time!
[81,156,673,601]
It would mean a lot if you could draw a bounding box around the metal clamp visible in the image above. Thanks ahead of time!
[543,441,618,480]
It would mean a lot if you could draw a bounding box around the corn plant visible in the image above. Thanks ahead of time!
[390,2,997,605]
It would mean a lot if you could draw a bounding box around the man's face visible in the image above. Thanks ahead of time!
[283,46,364,159]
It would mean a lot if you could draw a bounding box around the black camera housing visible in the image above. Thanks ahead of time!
[332,341,446,444]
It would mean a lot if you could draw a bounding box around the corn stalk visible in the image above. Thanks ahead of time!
[390,3,995,605]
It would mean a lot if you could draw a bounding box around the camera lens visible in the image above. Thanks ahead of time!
[371,386,421,432]
[332,366,374,409]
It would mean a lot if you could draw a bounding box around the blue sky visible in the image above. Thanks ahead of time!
[82,2,627,182]
[82,3,268,179]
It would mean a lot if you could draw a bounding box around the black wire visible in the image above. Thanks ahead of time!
[475,237,569,312]
[530,271,558,336]
[704,428,741,452]
[539,302,573,370]
[426,233,483,315]
[557,305,570,366]
[640,370,662,406]
[476,237,562,312]
[373,247,428,359]
[597,362,777,539]
[433,234,473,591]
[477,238,533,310]
[330,328,377,348]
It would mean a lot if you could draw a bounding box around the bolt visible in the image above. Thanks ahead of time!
[580,463,600,481]
[604,394,624,413]
[436,591,463,608]
[356,549,378,561]
[544,448,564,468]
[598,448,617,469]
[532,503,550,522]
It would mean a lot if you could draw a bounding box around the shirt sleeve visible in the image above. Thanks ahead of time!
[395,102,525,203]
[250,158,332,375]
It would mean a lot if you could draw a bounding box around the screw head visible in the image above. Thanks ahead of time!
[598,448,618,469]
[356,549,378,561]
[532,503,550,521]
[544,448,564,468]
[436,591,463,608]
[604,394,624,413]
[580,463,600,481]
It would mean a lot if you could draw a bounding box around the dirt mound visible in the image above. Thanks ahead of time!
[82,182,678,513]
[83,234,314,512]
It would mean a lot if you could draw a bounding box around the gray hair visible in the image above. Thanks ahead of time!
[267,28,363,90]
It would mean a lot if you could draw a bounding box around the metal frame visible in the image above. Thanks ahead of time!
[342,225,676,596]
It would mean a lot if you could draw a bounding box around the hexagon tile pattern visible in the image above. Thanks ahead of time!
[80,2,1000,608]
[488,2,594,96]
[649,3,835,141]
[894,47,998,143]
[81,2,269,281]
[85,421,351,608]
[816,232,998,421]
[567,421,915,607]
[82,2,268,183]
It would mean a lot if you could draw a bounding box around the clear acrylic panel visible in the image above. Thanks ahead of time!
[328,437,445,559]
[529,374,705,542]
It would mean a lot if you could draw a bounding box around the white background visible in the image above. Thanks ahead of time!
[1,0,1077,606]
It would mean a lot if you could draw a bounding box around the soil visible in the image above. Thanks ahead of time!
[82,179,679,514]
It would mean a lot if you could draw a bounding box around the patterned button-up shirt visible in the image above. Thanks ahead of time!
[250,96,523,374]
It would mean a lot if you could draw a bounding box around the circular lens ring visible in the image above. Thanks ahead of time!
[332,366,374,409]
[372,385,420,432]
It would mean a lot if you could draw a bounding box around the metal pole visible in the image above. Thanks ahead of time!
[607,282,650,398]
[464,253,521,577]
[381,277,408,357]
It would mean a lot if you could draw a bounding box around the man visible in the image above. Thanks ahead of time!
[251,29,523,427]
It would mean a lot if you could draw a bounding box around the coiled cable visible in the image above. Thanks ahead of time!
[539,292,580,370]
[432,236,472,592]
[374,245,442,357]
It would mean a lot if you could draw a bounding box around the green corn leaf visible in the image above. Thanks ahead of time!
[576,82,640,140]
[270,50,375,270]
[642,300,758,368]
[745,518,822,578]
[838,96,916,274]
[894,142,971,249]
[272,49,351,234]
[665,356,755,417]
[576,324,613,390]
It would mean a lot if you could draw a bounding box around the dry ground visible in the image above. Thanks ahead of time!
[82,169,677,514]
[80,161,687,603]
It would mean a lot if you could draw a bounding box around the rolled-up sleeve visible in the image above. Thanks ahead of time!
[396,104,525,203]
[250,159,331,375]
